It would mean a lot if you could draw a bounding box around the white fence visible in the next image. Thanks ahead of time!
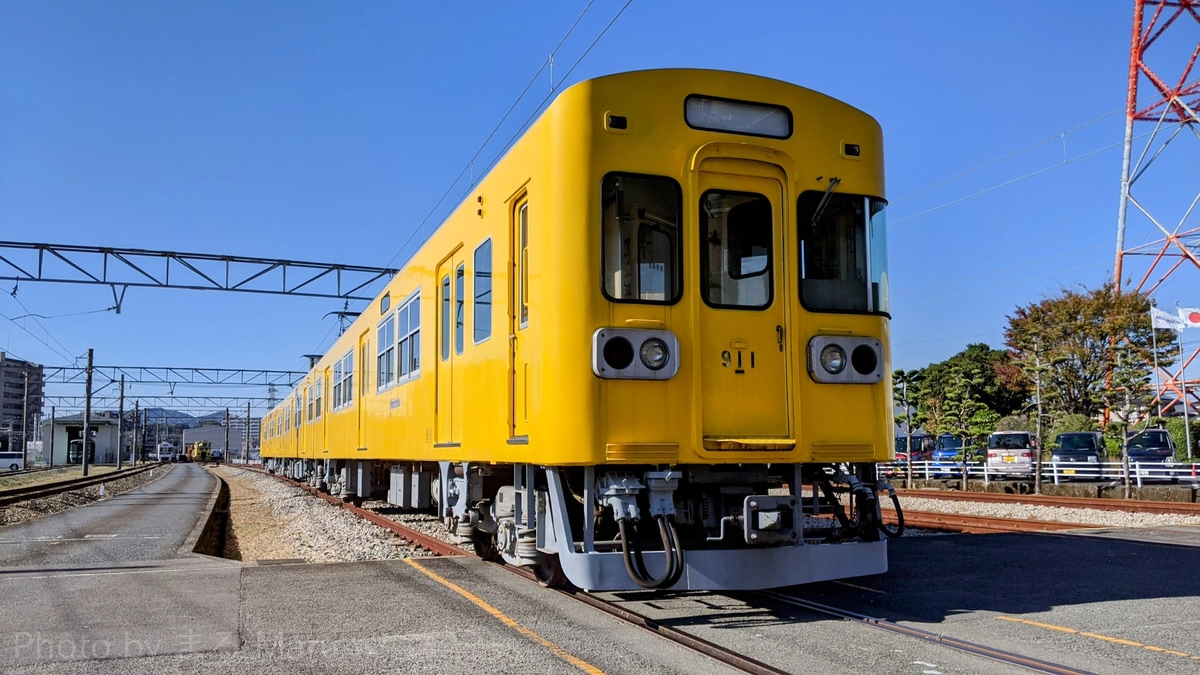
[878,459,1198,488]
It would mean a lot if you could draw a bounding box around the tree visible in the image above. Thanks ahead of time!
[1004,283,1171,421]
[912,343,1029,438]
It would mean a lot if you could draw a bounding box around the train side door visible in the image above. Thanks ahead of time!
[436,250,465,444]
[695,168,792,444]
[509,198,530,439]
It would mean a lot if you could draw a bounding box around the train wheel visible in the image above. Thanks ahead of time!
[473,530,501,562]
[533,553,567,588]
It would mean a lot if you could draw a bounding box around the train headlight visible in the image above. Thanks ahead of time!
[819,345,846,374]
[639,338,669,370]
[808,336,884,384]
[593,328,680,380]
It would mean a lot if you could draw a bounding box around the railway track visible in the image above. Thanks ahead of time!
[891,509,1097,534]
[895,488,1200,515]
[755,592,1093,675]
[0,464,159,507]
[1,465,59,479]
[256,469,790,672]
[250,467,1129,673]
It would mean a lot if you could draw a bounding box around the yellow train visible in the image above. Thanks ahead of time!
[262,68,898,591]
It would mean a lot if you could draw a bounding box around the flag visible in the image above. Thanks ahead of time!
[1151,306,1185,330]
[1178,307,1200,328]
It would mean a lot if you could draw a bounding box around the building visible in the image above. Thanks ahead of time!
[1,352,44,456]
[41,412,122,465]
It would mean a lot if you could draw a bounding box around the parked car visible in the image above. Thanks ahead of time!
[930,434,964,477]
[986,431,1034,477]
[1053,431,1105,463]
[1124,429,1178,481]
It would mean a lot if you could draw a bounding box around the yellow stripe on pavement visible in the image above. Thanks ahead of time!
[404,558,603,674]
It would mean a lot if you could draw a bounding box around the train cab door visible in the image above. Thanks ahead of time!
[509,198,530,439]
[437,249,466,445]
[695,167,793,445]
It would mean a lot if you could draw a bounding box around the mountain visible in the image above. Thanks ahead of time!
[140,407,197,427]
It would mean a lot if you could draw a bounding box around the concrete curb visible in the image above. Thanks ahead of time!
[180,468,230,558]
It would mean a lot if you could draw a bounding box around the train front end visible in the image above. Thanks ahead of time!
[520,70,897,591]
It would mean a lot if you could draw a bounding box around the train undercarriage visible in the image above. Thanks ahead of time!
[265,458,900,591]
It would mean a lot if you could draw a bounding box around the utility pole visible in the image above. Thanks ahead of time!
[224,407,230,462]
[1034,339,1044,495]
[133,400,140,464]
[21,371,29,467]
[48,406,55,468]
[117,375,125,469]
[245,401,252,464]
[82,348,93,477]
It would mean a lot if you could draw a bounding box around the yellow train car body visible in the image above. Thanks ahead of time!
[263,69,895,591]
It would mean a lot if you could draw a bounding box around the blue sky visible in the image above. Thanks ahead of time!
[2,2,1197,412]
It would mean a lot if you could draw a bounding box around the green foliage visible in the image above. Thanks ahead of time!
[995,415,1032,432]
[1164,418,1200,461]
[1005,283,1169,420]
[1050,414,1096,436]
[909,344,1029,438]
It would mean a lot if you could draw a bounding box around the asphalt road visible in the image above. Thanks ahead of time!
[0,463,216,567]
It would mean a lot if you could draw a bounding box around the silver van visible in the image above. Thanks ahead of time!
[986,431,1034,477]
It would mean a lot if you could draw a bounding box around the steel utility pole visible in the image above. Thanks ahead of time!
[245,401,252,464]
[82,348,93,477]
[21,371,28,468]
[117,375,125,469]
[224,407,230,462]
[48,406,55,468]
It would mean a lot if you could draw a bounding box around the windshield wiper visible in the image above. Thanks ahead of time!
[810,176,842,227]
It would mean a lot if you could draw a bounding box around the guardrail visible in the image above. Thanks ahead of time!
[878,459,1198,489]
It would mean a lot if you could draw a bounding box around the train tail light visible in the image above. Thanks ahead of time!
[593,328,680,380]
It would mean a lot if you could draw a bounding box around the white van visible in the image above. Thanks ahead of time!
[1,450,25,472]
[986,431,1034,477]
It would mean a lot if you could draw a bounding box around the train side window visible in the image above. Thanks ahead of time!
[700,190,772,309]
[377,314,395,390]
[334,350,353,407]
[797,191,888,313]
[455,263,465,355]
[474,239,492,343]
[601,173,682,304]
[518,204,529,327]
[397,292,420,381]
[333,359,343,410]
[305,387,313,422]
[441,274,452,360]
[315,373,324,419]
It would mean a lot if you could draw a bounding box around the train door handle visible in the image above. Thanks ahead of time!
[776,325,784,351]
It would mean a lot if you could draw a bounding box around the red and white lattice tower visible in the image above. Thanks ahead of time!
[1113,0,1200,417]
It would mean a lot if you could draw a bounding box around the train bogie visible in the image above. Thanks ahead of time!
[262,69,898,591]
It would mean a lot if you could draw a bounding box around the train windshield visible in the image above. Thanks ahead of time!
[601,174,683,304]
[797,191,888,314]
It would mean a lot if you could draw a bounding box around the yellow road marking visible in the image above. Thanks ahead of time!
[404,558,603,674]
[996,615,1196,659]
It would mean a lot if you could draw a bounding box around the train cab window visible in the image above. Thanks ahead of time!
[474,239,492,343]
[700,190,772,309]
[377,314,395,390]
[455,263,465,355]
[601,174,682,304]
[797,191,889,314]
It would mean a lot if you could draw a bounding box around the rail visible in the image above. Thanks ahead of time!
[879,459,1198,489]
[0,464,159,506]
